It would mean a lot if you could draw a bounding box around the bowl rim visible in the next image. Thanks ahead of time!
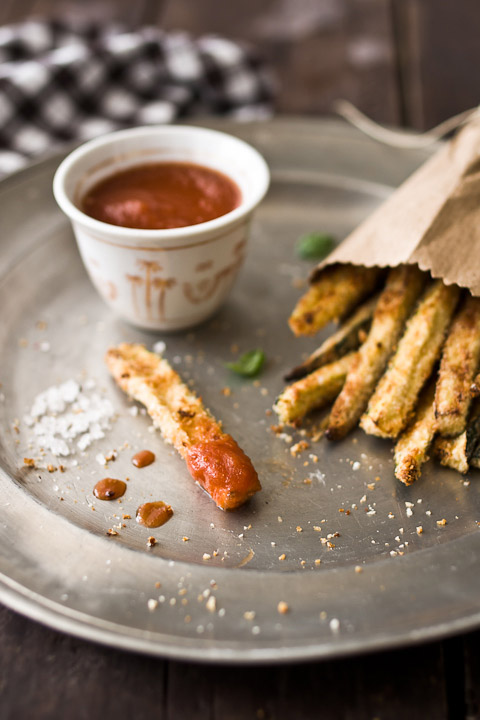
[52,125,270,242]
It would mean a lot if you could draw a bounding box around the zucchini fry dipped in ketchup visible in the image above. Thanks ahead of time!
[105,343,261,510]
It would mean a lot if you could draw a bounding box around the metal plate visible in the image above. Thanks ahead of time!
[1,118,479,664]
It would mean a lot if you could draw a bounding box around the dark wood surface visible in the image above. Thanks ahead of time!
[1,601,479,719]
[1,0,479,128]
[1,1,480,717]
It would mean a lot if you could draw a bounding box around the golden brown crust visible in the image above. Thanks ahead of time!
[288,264,382,337]
[360,280,460,439]
[285,295,378,381]
[434,434,469,474]
[273,353,356,425]
[435,295,480,437]
[327,265,426,440]
[105,343,222,457]
[394,382,437,485]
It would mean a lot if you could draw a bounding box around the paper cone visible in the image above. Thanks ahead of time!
[315,114,480,295]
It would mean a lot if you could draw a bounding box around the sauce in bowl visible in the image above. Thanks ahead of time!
[82,162,241,230]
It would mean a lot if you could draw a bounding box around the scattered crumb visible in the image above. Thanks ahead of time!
[314,559,321,566]
[147,536,157,547]
[206,596,216,613]
[221,387,232,397]
[106,529,118,536]
[244,611,256,621]
[182,536,189,542]
[437,518,447,526]
[277,601,289,615]
[416,526,423,535]
[329,618,340,633]
[203,553,212,561]
[355,566,363,573]
[147,599,158,611]
[23,458,36,467]
[290,440,309,457]
[278,553,286,561]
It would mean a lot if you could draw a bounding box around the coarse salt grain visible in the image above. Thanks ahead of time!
[329,618,340,633]
[153,341,166,355]
[24,379,115,457]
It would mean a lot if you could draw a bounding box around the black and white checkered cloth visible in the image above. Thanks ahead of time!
[0,19,274,176]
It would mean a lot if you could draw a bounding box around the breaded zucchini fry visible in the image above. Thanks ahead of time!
[435,295,480,437]
[434,405,480,474]
[326,265,426,440]
[273,353,356,424]
[288,264,381,337]
[285,295,377,381]
[105,343,261,510]
[394,382,437,485]
[360,280,460,439]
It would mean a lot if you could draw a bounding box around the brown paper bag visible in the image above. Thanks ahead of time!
[315,114,480,295]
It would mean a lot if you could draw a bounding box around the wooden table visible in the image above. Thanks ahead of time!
[1,0,480,129]
[1,602,478,719]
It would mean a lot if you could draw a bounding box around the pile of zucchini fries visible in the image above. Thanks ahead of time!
[274,263,480,484]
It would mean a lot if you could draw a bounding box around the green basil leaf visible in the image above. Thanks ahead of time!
[225,349,265,377]
[296,232,335,260]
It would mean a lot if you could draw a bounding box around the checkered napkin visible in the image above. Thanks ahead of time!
[0,19,274,176]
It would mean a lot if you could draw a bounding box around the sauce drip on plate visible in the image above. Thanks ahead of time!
[82,162,241,230]
[132,450,155,468]
[136,501,173,528]
[93,478,126,501]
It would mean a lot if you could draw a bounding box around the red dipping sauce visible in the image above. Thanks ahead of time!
[186,435,261,511]
[81,162,242,230]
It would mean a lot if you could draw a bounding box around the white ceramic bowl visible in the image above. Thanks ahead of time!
[53,125,270,331]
